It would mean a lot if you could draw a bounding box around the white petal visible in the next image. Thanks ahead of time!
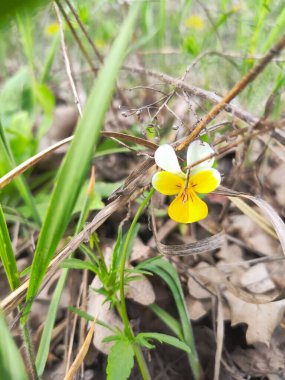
[154,144,182,174]
[187,140,215,171]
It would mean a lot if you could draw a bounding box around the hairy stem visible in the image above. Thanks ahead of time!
[21,322,39,380]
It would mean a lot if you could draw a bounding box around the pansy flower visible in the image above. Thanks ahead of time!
[152,141,221,223]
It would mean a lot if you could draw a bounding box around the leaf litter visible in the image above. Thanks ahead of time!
[2,6,285,379]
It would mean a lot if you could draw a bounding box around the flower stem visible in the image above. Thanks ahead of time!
[119,188,154,380]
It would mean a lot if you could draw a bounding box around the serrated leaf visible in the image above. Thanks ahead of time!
[106,340,134,380]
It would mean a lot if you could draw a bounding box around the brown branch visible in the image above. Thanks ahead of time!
[123,64,258,126]
[176,34,285,151]
[0,136,73,190]
[63,0,130,108]
[64,0,103,64]
[54,1,82,116]
[55,0,98,74]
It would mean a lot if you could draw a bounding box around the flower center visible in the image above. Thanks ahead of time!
[181,189,194,204]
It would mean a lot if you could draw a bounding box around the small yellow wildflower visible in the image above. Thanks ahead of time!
[152,141,221,224]
[45,22,59,36]
[184,15,204,30]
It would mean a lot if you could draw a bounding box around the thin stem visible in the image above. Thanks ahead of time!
[133,344,152,380]
[21,322,39,380]
[93,232,107,271]
[176,33,285,151]
[53,1,82,116]
[119,188,154,379]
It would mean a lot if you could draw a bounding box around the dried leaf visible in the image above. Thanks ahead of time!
[185,296,209,321]
[267,162,285,205]
[224,291,285,345]
[188,262,223,300]
[216,243,244,265]
[221,187,285,254]
[64,319,96,380]
[240,263,275,294]
[101,131,158,150]
[156,232,225,256]
[87,276,123,355]
[227,214,279,256]
[232,344,285,377]
[130,238,151,262]
[125,275,155,305]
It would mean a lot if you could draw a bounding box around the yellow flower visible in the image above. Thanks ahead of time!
[152,141,221,224]
[184,15,205,30]
[45,22,59,36]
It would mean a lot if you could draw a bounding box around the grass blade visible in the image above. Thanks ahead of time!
[0,122,41,225]
[36,174,96,376]
[0,311,28,380]
[23,1,141,323]
[35,271,67,376]
[0,204,20,290]
[139,258,201,380]
[149,304,183,340]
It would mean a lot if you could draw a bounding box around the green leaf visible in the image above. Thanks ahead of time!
[139,258,201,380]
[149,304,183,340]
[0,67,30,114]
[0,204,20,290]
[19,181,105,221]
[95,181,123,198]
[102,334,123,343]
[111,225,123,272]
[274,70,285,93]
[125,223,140,261]
[33,83,55,116]
[136,332,191,354]
[0,122,41,225]
[40,33,60,83]
[0,311,28,380]
[60,258,98,275]
[183,35,200,56]
[23,1,141,323]
[78,243,100,267]
[74,181,105,212]
[68,306,94,322]
[68,306,117,332]
[36,271,67,376]
[17,11,34,71]
[262,6,285,52]
[106,340,135,380]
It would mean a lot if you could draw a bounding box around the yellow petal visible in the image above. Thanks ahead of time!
[152,172,185,195]
[168,189,208,223]
[189,168,221,194]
